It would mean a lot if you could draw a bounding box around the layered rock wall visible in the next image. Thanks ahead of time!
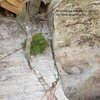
[48,0,100,99]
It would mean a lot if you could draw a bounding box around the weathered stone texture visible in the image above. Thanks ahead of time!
[0,16,68,100]
[49,0,100,99]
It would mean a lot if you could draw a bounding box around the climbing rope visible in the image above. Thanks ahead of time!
[39,32,61,100]
[40,81,57,100]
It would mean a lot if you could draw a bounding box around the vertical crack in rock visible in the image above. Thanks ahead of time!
[25,54,59,100]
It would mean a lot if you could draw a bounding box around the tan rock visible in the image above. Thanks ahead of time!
[0,97,3,100]
[48,0,100,99]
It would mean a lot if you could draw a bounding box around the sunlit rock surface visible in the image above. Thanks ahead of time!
[48,0,100,99]
[0,16,68,100]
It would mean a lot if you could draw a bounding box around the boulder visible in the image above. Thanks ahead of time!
[48,0,100,99]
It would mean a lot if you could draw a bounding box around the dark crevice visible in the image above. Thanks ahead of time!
[38,1,49,14]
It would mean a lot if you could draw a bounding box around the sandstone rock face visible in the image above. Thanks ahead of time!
[48,0,100,99]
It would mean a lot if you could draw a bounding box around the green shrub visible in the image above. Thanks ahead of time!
[30,33,48,55]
